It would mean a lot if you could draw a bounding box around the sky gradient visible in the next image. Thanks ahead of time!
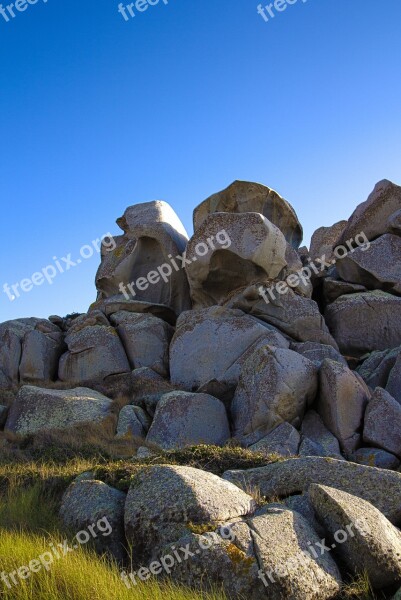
[1,0,401,321]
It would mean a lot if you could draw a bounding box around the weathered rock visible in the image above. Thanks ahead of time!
[350,448,400,470]
[300,410,344,459]
[290,341,347,366]
[249,505,342,599]
[309,484,401,589]
[337,179,401,245]
[95,200,191,316]
[225,284,339,348]
[336,233,401,294]
[124,465,256,561]
[186,212,289,308]
[109,311,173,377]
[58,322,130,384]
[0,405,8,427]
[283,495,326,537]
[309,220,347,262]
[0,318,64,388]
[5,386,113,435]
[60,479,126,560]
[386,353,401,404]
[317,359,371,453]
[146,391,230,450]
[193,180,303,248]
[232,345,318,446]
[91,296,177,326]
[389,209,401,235]
[325,291,401,357]
[322,277,366,304]
[363,388,401,457]
[223,456,401,524]
[116,405,150,438]
[249,422,300,457]
[298,437,329,458]
[130,367,181,416]
[170,306,289,393]
[357,346,401,389]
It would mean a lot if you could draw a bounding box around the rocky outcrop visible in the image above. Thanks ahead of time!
[248,422,300,457]
[363,387,401,457]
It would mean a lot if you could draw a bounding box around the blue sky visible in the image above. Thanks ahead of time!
[1,0,400,321]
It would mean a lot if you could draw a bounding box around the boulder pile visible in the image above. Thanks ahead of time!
[2,178,401,598]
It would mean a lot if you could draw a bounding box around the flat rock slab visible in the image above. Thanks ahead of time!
[223,456,401,525]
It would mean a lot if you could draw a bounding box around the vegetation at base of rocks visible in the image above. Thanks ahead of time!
[336,572,386,599]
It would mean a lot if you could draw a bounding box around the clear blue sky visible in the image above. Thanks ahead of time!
[1,0,400,321]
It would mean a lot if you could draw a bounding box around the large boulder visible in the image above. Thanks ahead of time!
[350,448,400,470]
[58,319,130,384]
[60,479,126,560]
[193,180,303,248]
[322,278,366,304]
[249,422,300,457]
[109,311,173,377]
[386,352,401,404]
[232,345,318,446]
[249,505,342,599]
[363,388,401,457]
[309,484,401,589]
[124,465,256,561]
[356,346,401,389]
[169,306,289,393]
[223,456,401,524]
[337,179,401,245]
[309,220,347,263]
[224,284,338,348]
[95,200,191,316]
[0,318,64,388]
[325,291,401,357]
[317,359,371,453]
[185,212,289,308]
[336,233,401,294]
[146,391,230,449]
[5,386,113,435]
[290,341,347,366]
[116,405,150,438]
[300,410,343,460]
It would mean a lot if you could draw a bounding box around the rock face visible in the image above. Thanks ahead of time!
[186,212,289,308]
[300,410,343,459]
[363,387,401,457]
[350,448,400,470]
[248,422,300,457]
[5,386,113,435]
[146,391,230,449]
[309,220,347,262]
[336,233,401,294]
[317,359,371,453]
[386,352,401,404]
[223,456,401,524]
[169,306,289,393]
[60,479,126,560]
[109,311,173,377]
[357,346,401,389]
[116,405,150,438]
[325,291,401,357]
[309,484,401,588]
[193,180,303,248]
[337,179,401,245]
[231,345,318,446]
[95,200,191,316]
[124,465,256,561]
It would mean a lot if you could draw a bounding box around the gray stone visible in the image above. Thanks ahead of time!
[309,484,401,589]
[290,341,347,366]
[124,465,256,561]
[0,404,8,427]
[116,405,150,438]
[232,345,318,446]
[386,353,401,404]
[351,448,400,470]
[300,410,344,459]
[5,386,113,435]
[130,367,181,416]
[309,220,347,263]
[170,306,289,393]
[336,233,401,294]
[60,479,126,560]
[223,456,401,524]
[363,388,401,457]
[357,346,401,389]
[283,494,326,537]
[249,422,300,457]
[317,359,371,453]
[249,506,342,599]
[325,291,401,358]
[322,278,366,304]
[110,311,173,377]
[146,391,230,450]
[193,180,303,248]
[337,179,401,245]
